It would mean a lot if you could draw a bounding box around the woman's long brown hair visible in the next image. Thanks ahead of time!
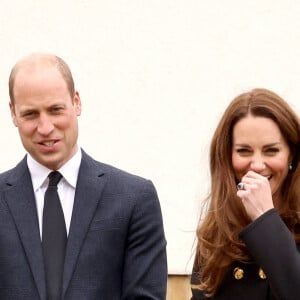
[194,88,300,296]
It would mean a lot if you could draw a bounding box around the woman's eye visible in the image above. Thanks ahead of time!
[236,148,250,153]
[266,148,279,153]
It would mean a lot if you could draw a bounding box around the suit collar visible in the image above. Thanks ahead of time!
[3,158,47,300]
[62,151,107,295]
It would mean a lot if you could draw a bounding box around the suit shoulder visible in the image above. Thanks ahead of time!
[98,161,154,187]
[87,160,158,203]
[0,158,28,189]
[0,167,18,185]
[84,152,153,186]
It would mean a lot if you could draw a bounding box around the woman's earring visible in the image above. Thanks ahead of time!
[289,163,293,170]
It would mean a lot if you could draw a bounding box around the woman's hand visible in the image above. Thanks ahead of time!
[237,170,274,220]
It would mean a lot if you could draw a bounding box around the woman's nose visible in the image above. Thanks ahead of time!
[250,156,266,172]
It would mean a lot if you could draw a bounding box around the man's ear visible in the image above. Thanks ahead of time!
[73,91,82,116]
[9,102,18,127]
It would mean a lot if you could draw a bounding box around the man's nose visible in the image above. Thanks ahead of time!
[37,115,54,135]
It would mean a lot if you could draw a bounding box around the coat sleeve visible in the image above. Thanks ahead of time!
[239,208,300,300]
[121,180,167,300]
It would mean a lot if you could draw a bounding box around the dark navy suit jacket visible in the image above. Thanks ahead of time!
[0,151,167,299]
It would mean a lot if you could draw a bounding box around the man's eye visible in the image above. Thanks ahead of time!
[22,111,36,118]
[51,107,63,113]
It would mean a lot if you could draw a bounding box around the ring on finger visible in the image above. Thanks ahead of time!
[237,182,245,190]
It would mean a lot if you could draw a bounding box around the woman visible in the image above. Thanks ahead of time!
[191,88,300,299]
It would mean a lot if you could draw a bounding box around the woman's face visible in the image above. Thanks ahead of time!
[232,115,291,199]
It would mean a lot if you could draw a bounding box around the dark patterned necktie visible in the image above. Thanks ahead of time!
[42,171,67,300]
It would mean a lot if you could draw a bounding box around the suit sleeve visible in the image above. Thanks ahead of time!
[239,208,300,300]
[121,180,167,300]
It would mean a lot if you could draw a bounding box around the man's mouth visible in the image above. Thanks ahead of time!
[40,140,56,147]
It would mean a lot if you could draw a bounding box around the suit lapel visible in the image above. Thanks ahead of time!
[3,159,46,300]
[62,152,107,295]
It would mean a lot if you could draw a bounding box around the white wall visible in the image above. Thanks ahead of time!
[1,0,300,274]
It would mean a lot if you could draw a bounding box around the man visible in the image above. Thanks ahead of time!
[0,53,167,299]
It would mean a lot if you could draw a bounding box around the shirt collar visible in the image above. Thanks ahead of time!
[27,148,82,191]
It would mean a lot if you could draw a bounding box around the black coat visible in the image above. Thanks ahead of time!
[191,209,300,300]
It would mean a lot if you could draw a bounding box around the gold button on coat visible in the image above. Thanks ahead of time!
[233,267,244,280]
[258,268,267,279]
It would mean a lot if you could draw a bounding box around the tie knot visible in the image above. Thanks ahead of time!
[48,171,62,187]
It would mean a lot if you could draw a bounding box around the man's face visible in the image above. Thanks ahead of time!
[10,65,81,170]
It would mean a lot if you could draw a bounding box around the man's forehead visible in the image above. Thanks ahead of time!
[17,60,55,75]
[13,54,57,77]
[17,53,56,67]
[15,65,62,86]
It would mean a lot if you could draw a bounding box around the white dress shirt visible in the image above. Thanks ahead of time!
[27,148,82,239]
